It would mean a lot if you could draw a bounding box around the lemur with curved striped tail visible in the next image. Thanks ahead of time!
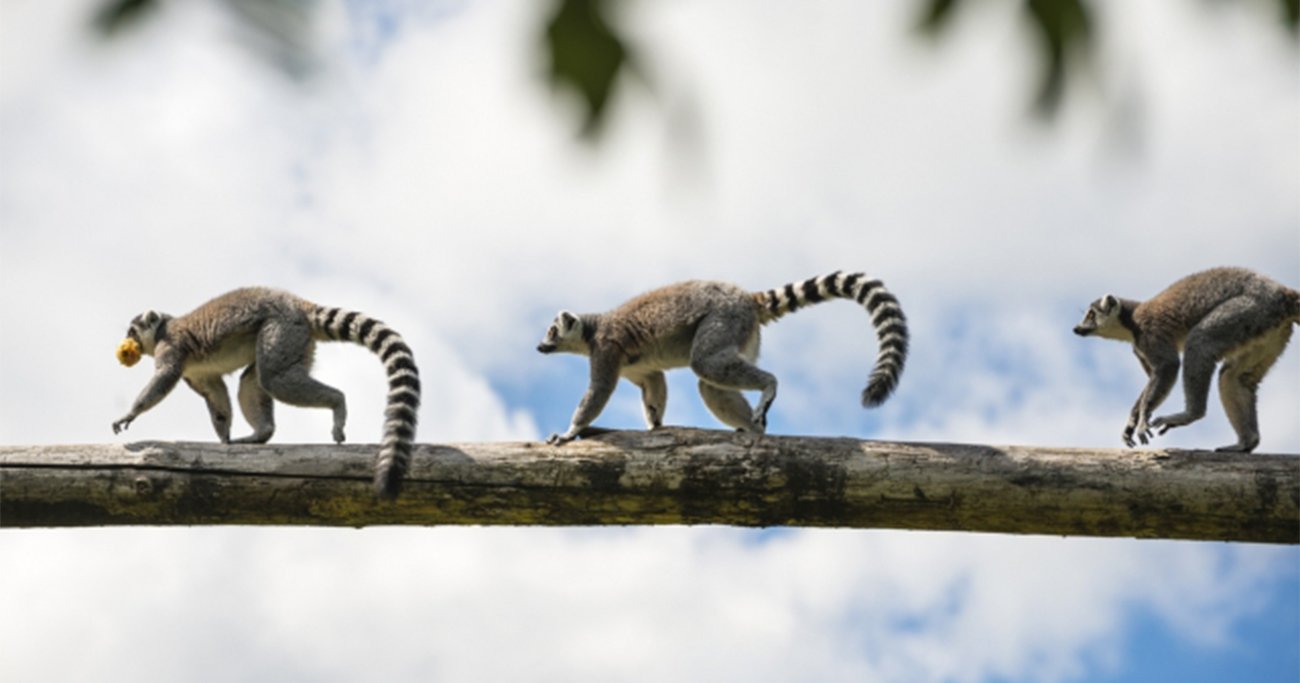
[537,271,908,444]
[112,287,420,498]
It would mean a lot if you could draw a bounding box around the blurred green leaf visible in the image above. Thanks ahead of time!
[543,0,633,138]
[1282,0,1299,34]
[86,0,1296,137]
[224,0,317,78]
[919,0,1095,118]
[1023,0,1093,117]
[93,0,159,36]
[94,0,317,78]
[915,0,961,36]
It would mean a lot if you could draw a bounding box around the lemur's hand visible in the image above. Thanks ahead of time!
[1123,420,1153,447]
[547,432,576,446]
[112,414,135,435]
[1133,418,1153,445]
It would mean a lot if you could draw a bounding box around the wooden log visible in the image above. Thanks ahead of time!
[1,428,1296,542]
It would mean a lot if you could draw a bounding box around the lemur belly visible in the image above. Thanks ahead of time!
[1225,323,1292,368]
[618,326,761,381]
[620,346,689,377]
[619,328,696,379]
[184,334,257,378]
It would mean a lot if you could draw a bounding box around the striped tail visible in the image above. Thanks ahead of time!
[310,305,421,499]
[753,271,908,407]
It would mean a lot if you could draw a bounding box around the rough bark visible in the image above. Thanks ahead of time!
[1,428,1296,543]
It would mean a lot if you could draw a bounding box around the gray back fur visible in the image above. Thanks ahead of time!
[1136,267,1298,348]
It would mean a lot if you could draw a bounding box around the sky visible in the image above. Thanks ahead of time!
[1,1,1298,681]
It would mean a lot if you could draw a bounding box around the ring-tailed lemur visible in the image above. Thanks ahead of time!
[537,271,908,444]
[1073,266,1299,452]
[112,287,421,498]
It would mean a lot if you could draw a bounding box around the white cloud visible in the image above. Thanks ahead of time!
[0,527,1291,683]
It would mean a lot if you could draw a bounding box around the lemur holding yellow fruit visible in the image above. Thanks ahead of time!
[116,338,143,367]
[113,287,420,498]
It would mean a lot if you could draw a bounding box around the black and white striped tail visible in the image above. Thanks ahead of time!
[310,306,421,499]
[754,271,908,407]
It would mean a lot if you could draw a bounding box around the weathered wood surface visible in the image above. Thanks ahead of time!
[1,428,1296,542]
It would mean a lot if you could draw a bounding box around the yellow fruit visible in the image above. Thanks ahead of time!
[116,338,142,367]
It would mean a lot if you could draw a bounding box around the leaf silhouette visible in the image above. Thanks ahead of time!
[543,0,634,138]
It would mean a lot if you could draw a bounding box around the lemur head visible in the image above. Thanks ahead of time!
[1073,295,1133,341]
[537,311,588,355]
[125,310,171,355]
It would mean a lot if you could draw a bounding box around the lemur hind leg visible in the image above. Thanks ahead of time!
[1215,324,1291,452]
[254,318,347,443]
[231,364,276,444]
[689,310,776,431]
[1153,296,1265,434]
[697,381,758,431]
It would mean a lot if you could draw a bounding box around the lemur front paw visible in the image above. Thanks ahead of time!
[112,415,134,435]
[547,432,576,446]
[1124,421,1152,447]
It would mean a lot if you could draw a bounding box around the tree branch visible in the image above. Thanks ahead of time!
[1,428,1295,543]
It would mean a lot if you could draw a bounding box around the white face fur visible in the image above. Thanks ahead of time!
[536,311,587,355]
[128,310,165,355]
[1073,294,1129,341]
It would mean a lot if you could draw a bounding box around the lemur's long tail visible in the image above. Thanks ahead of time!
[309,306,421,499]
[753,271,908,407]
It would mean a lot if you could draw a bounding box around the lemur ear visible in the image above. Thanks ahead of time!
[557,311,578,332]
[1100,295,1118,313]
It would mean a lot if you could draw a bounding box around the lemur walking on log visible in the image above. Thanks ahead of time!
[1073,267,1299,452]
[537,271,908,444]
[113,287,420,498]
